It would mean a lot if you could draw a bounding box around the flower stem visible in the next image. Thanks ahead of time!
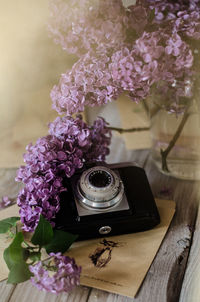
[108,126,149,133]
[160,108,190,173]
[142,99,149,116]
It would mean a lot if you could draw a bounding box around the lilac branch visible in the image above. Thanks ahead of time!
[108,126,150,134]
[160,108,190,172]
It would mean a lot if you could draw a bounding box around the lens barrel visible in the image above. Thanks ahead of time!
[77,166,124,210]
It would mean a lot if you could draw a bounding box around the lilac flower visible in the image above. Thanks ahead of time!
[175,10,200,40]
[29,253,81,294]
[48,0,127,56]
[85,117,111,161]
[110,46,157,102]
[48,0,197,116]
[135,31,193,94]
[139,0,200,40]
[51,52,121,115]
[110,29,194,111]
[16,116,111,232]
[0,196,13,209]
[140,0,200,23]
[134,31,193,73]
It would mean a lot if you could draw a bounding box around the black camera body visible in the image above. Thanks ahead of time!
[54,162,160,240]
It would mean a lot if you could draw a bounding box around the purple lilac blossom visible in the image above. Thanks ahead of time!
[110,47,157,102]
[48,0,128,56]
[0,196,13,209]
[29,253,81,294]
[134,31,193,78]
[51,52,121,115]
[135,31,194,111]
[110,31,193,107]
[16,115,111,232]
[48,0,200,116]
[139,0,200,23]
[139,0,200,39]
[174,10,200,40]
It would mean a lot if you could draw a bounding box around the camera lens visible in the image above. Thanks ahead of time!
[76,166,124,210]
[88,170,112,188]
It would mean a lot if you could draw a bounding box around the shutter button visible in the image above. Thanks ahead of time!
[99,226,112,235]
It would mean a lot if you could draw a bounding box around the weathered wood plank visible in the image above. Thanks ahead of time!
[88,288,132,302]
[179,194,200,302]
[133,157,199,302]
[0,280,16,302]
[9,282,91,302]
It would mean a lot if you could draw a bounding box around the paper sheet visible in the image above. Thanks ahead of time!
[0,199,175,298]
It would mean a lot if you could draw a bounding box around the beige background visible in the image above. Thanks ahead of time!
[0,0,76,168]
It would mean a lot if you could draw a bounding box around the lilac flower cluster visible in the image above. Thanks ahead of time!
[29,253,81,294]
[175,10,200,40]
[16,115,111,232]
[51,25,193,114]
[51,52,121,115]
[141,0,200,23]
[136,31,193,79]
[136,31,194,111]
[140,0,200,40]
[49,0,200,115]
[48,0,128,56]
[110,47,156,102]
[110,31,193,105]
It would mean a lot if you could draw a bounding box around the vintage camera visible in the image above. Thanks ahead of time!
[54,162,160,240]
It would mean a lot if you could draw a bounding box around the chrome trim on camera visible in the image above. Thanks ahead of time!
[99,226,112,235]
[77,181,124,209]
[74,165,130,216]
[79,166,121,203]
[77,166,124,210]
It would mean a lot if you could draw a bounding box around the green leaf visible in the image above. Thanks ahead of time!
[31,215,53,247]
[45,230,78,254]
[7,262,32,284]
[3,232,25,270]
[0,217,20,234]
[23,249,30,262]
[29,251,41,263]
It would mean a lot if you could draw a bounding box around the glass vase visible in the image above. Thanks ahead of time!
[150,100,200,180]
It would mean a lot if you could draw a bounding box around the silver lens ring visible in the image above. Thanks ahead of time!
[77,166,124,210]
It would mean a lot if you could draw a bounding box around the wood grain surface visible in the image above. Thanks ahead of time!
[179,199,200,302]
[0,148,199,302]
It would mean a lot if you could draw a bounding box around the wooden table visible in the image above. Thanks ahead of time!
[0,147,199,302]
